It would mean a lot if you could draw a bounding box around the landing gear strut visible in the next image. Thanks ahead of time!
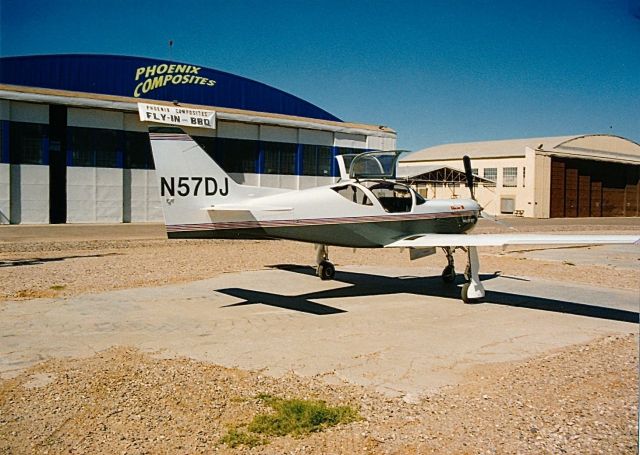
[315,244,335,280]
[441,247,456,283]
[461,246,485,303]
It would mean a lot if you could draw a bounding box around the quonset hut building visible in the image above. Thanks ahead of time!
[0,54,396,224]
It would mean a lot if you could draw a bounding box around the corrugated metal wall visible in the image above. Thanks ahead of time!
[0,100,395,224]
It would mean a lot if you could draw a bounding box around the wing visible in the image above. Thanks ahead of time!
[385,233,640,248]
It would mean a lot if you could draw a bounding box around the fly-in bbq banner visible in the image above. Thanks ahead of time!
[137,103,216,129]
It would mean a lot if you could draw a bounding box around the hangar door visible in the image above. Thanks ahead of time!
[550,158,640,217]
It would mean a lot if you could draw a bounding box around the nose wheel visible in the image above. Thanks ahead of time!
[461,246,485,303]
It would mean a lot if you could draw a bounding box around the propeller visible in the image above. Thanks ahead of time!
[462,155,475,200]
[462,155,515,230]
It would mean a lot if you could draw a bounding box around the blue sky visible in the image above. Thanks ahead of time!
[1,0,639,150]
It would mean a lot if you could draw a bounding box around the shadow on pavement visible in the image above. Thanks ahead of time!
[216,265,638,323]
[0,253,119,268]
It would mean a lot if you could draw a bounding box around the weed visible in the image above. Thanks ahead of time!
[219,428,265,448]
[49,285,66,291]
[219,395,360,447]
[248,396,360,437]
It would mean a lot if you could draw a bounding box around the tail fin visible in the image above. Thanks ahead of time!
[148,128,281,227]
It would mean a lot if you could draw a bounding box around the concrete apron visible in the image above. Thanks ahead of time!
[0,265,637,399]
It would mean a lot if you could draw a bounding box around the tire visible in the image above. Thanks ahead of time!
[461,283,471,302]
[461,283,481,304]
[319,261,335,280]
[441,265,456,283]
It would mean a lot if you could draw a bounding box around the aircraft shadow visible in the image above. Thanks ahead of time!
[0,253,119,268]
[216,265,638,323]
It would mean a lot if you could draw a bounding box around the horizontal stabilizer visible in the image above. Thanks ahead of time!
[385,233,640,248]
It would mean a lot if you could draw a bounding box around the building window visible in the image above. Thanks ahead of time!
[263,141,297,175]
[483,168,497,186]
[335,146,361,156]
[9,122,47,165]
[335,147,368,176]
[124,131,153,169]
[302,144,332,176]
[70,128,94,166]
[215,137,259,173]
[69,127,120,168]
[471,168,478,176]
[95,130,119,168]
[503,167,517,187]
[192,135,218,166]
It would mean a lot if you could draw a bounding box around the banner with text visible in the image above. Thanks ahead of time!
[137,103,216,129]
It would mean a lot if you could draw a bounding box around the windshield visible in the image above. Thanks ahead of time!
[349,151,407,179]
[332,184,374,206]
[360,180,413,213]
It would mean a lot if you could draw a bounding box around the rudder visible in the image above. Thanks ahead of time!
[148,128,280,227]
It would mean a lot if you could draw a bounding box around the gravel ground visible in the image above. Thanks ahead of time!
[0,334,637,454]
[1,234,639,302]
[0,223,638,453]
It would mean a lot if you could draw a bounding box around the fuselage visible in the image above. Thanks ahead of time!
[167,179,481,247]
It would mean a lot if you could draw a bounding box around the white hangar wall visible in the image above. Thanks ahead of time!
[5,101,50,224]
[66,107,123,223]
[122,113,163,223]
[0,93,396,224]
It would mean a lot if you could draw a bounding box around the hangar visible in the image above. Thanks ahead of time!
[0,54,396,224]
[400,135,640,218]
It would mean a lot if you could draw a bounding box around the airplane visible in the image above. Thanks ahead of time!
[148,127,640,303]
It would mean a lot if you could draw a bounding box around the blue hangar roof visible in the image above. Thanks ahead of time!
[0,54,341,121]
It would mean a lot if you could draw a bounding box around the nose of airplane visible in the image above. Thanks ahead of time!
[461,198,481,214]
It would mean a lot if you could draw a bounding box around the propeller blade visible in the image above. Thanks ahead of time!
[462,155,475,200]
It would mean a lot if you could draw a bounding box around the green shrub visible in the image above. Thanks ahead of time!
[219,428,265,448]
[219,395,360,448]
[248,396,360,437]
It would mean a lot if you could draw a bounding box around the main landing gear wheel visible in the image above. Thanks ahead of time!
[441,246,456,283]
[441,265,456,283]
[315,245,335,280]
[318,260,335,280]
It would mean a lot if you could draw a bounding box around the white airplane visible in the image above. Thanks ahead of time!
[148,128,639,303]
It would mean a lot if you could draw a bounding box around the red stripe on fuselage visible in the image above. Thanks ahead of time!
[166,210,478,232]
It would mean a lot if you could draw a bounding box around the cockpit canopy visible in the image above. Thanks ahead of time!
[348,151,407,180]
[332,179,426,213]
